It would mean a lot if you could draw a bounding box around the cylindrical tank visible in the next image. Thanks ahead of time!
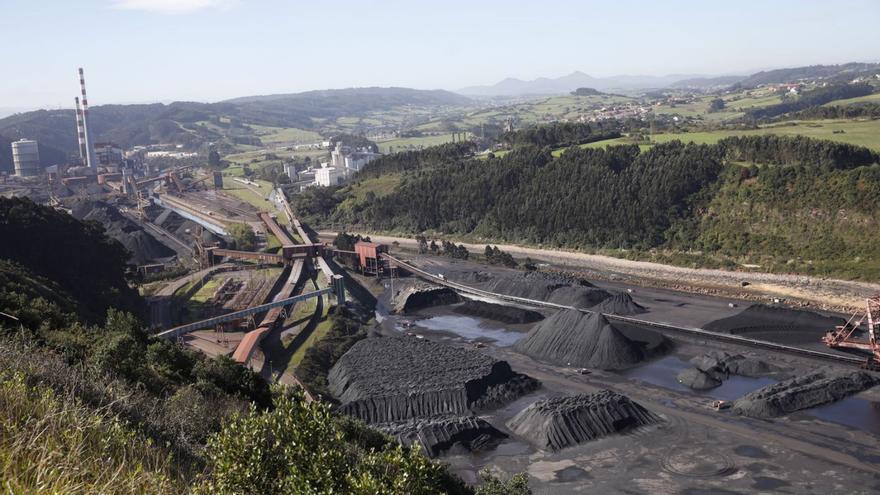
[12,139,40,177]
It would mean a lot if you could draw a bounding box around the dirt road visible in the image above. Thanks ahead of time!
[320,231,879,312]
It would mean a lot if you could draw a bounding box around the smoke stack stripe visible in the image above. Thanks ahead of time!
[74,97,87,162]
[78,67,97,169]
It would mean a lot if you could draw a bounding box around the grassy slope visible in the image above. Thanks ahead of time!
[376,133,458,153]
[823,91,880,106]
[0,364,182,494]
[284,277,334,368]
[247,125,321,144]
[579,119,880,152]
[335,175,403,213]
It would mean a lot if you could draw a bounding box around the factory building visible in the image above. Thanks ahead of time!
[330,141,382,178]
[94,142,123,166]
[315,164,342,187]
[344,151,381,174]
[330,142,346,169]
[11,139,40,177]
[283,162,298,181]
[354,241,389,275]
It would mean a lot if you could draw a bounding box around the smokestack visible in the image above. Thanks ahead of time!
[78,68,97,170]
[74,97,87,163]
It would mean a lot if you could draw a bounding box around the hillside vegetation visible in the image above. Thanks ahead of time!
[302,127,880,280]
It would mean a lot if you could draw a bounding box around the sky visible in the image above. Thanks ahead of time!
[1,0,879,110]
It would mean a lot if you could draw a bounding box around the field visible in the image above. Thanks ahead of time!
[652,92,782,122]
[221,175,273,210]
[655,119,880,151]
[344,174,402,200]
[824,91,880,106]
[376,134,460,153]
[247,125,322,145]
[579,118,880,152]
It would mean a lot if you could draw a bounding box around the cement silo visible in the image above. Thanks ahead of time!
[12,139,40,177]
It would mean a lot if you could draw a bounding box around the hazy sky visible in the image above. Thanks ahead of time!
[2,0,879,109]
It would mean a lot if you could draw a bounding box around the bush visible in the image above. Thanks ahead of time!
[195,389,462,495]
[227,223,256,251]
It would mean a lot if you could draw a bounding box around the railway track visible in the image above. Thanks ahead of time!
[381,253,867,367]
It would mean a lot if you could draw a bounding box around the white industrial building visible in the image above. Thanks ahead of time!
[11,139,40,177]
[330,141,382,177]
[314,164,342,187]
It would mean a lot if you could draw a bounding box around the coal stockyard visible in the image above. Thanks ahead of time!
[320,249,880,494]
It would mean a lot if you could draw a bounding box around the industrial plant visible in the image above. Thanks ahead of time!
[2,9,880,489]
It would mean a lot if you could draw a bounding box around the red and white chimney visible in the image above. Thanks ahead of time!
[78,68,97,170]
[74,96,87,164]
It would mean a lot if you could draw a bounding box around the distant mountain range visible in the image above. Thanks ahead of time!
[457,62,880,96]
[457,71,713,96]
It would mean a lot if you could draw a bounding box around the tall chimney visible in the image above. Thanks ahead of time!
[78,68,97,170]
[74,97,87,164]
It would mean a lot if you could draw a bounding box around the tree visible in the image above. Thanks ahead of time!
[708,98,726,113]
[208,149,222,168]
[227,223,256,251]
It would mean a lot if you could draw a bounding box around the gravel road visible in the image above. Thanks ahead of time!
[320,231,879,312]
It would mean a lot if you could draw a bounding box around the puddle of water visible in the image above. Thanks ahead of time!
[806,396,880,435]
[620,355,776,401]
[620,355,691,393]
[415,315,524,347]
[712,376,777,402]
[624,356,880,436]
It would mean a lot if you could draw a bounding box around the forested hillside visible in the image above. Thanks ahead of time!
[733,62,880,89]
[308,132,880,279]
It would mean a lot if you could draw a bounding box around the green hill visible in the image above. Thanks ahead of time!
[0,88,473,170]
[310,131,880,280]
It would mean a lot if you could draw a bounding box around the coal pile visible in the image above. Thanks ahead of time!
[461,271,612,309]
[732,368,878,418]
[453,300,544,324]
[508,391,661,451]
[692,351,777,378]
[71,200,174,265]
[390,281,460,313]
[328,337,537,423]
[678,351,778,390]
[514,309,659,370]
[378,415,507,458]
[677,368,722,390]
[590,292,647,316]
[705,304,844,343]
